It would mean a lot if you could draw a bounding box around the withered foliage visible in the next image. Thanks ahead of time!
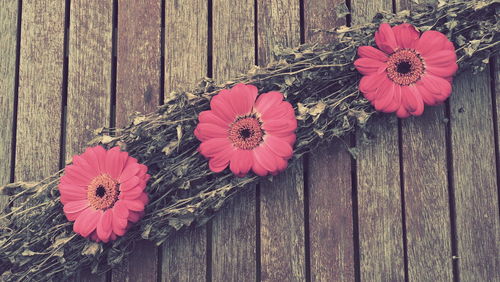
[1,1,498,280]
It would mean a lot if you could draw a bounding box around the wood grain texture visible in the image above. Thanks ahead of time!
[449,68,500,281]
[66,1,113,281]
[116,0,161,126]
[259,165,305,281]
[15,0,65,181]
[352,0,405,280]
[164,0,208,95]
[308,141,355,281]
[396,0,453,280]
[112,1,162,281]
[66,0,112,161]
[0,0,18,221]
[304,1,355,281]
[162,228,207,282]
[161,0,208,281]
[257,1,305,281]
[211,1,256,280]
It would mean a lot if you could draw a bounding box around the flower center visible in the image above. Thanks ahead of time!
[386,49,425,86]
[228,116,264,150]
[87,174,120,210]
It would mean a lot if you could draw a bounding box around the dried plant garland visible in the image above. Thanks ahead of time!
[1,0,498,280]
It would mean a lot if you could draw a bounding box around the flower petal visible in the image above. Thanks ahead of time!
[262,119,297,137]
[359,72,387,94]
[254,91,284,116]
[73,208,99,237]
[228,83,258,116]
[375,23,398,54]
[198,110,229,128]
[105,147,128,179]
[420,74,452,101]
[260,101,295,121]
[402,86,424,116]
[97,209,113,243]
[416,30,455,56]
[392,23,419,49]
[208,146,235,173]
[118,158,140,183]
[122,199,146,211]
[252,145,278,174]
[357,46,388,61]
[113,200,130,219]
[59,183,87,204]
[354,58,387,75]
[229,149,253,177]
[199,138,232,158]
[194,123,228,142]
[63,165,92,186]
[120,176,141,192]
[264,135,293,159]
[210,89,237,123]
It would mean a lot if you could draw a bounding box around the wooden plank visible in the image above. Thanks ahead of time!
[211,0,256,280]
[111,1,162,281]
[256,1,305,281]
[15,0,65,180]
[395,0,453,281]
[0,0,18,222]
[161,0,208,281]
[304,1,356,281]
[66,1,113,281]
[352,1,405,280]
[116,0,161,125]
[449,67,499,281]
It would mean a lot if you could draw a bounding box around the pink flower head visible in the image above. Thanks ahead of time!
[59,146,150,243]
[354,23,458,118]
[195,83,297,177]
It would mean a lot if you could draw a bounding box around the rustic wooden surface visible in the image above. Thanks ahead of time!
[0,0,18,224]
[1,0,499,281]
[161,0,208,281]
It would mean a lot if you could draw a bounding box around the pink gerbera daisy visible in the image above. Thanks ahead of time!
[354,23,458,118]
[59,146,150,243]
[195,83,297,177]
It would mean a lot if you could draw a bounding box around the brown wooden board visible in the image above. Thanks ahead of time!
[304,0,356,281]
[66,1,113,281]
[0,0,18,222]
[111,0,162,281]
[15,0,65,181]
[256,0,306,281]
[161,0,208,281]
[210,0,257,280]
[351,0,405,280]
[449,68,499,281]
[396,0,454,280]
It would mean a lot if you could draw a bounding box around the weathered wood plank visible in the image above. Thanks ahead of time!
[211,0,256,280]
[116,0,161,125]
[161,0,208,281]
[111,1,162,281]
[15,0,65,181]
[0,0,18,221]
[449,67,499,281]
[304,1,356,281]
[351,0,405,280]
[257,1,305,281]
[396,0,454,281]
[66,1,113,281]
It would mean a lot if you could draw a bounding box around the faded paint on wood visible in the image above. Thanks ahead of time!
[304,1,356,281]
[161,0,208,281]
[66,1,113,281]
[257,0,306,281]
[351,0,405,280]
[211,1,256,280]
[449,68,499,281]
[112,1,162,281]
[0,0,18,221]
[396,0,453,280]
[15,0,65,181]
